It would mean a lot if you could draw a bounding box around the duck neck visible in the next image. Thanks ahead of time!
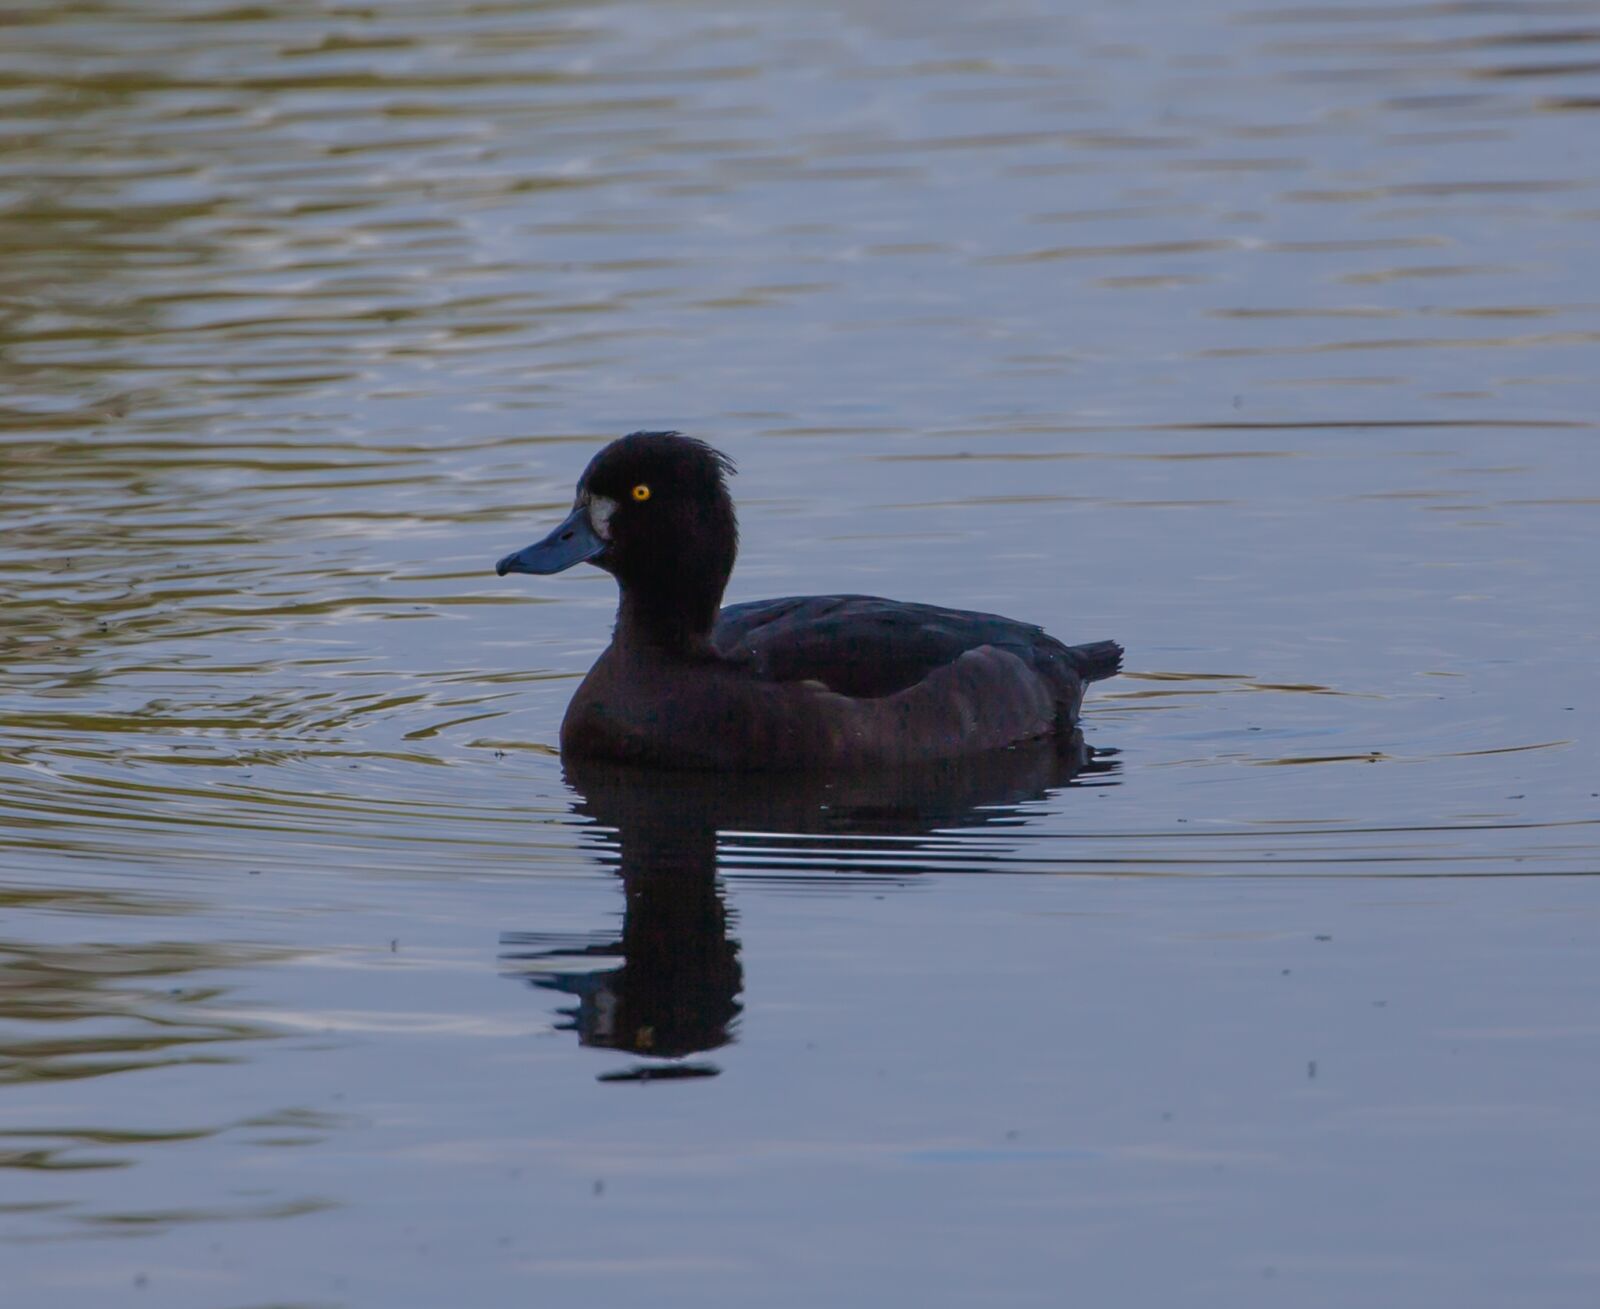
[614,578,723,660]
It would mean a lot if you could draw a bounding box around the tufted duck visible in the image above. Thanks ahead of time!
[496,431,1121,770]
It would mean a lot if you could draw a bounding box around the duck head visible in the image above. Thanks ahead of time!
[496,431,739,651]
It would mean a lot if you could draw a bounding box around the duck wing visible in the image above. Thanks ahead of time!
[715,594,1120,700]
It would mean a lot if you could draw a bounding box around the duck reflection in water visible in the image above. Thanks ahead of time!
[501,735,1114,1082]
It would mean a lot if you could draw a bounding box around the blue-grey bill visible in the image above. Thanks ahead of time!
[495,504,605,575]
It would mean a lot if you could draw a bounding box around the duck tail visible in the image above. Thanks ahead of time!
[1070,639,1123,682]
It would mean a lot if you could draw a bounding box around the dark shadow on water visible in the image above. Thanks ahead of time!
[501,736,1116,1081]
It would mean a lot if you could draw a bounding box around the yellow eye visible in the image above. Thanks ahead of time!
[631,484,651,502]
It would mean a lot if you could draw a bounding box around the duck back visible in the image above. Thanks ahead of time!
[718,594,1121,703]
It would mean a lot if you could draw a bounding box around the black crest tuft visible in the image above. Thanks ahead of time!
[619,430,736,479]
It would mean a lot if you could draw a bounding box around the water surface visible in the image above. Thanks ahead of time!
[2,1,1598,1305]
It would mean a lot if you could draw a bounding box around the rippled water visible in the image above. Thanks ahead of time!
[3,1,1598,1304]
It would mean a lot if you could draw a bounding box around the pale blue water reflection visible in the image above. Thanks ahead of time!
[2,0,1598,1304]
